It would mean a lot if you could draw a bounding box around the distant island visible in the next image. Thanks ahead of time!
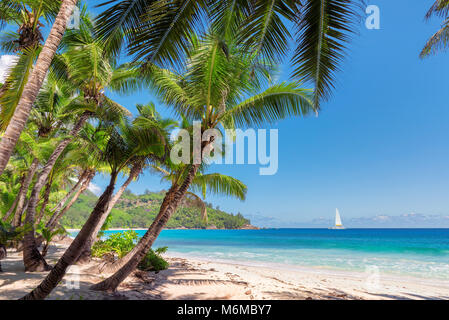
[62,189,258,230]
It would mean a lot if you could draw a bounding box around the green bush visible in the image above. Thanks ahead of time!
[91,231,139,259]
[138,246,169,272]
[91,232,169,273]
[63,190,251,229]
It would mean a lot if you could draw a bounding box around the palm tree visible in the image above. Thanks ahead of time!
[21,116,168,299]
[43,169,87,226]
[2,74,79,228]
[98,159,246,275]
[0,0,62,129]
[0,0,362,176]
[89,33,314,292]
[35,145,81,225]
[37,226,66,257]
[45,169,95,230]
[95,0,362,107]
[25,76,79,226]
[45,123,108,230]
[420,1,449,58]
[21,13,139,272]
[76,104,175,263]
[20,0,362,299]
[6,128,46,227]
[0,0,79,175]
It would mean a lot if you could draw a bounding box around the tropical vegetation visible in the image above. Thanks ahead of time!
[0,0,364,300]
[64,189,251,229]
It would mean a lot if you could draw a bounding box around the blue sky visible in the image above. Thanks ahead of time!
[3,1,449,226]
[84,0,449,225]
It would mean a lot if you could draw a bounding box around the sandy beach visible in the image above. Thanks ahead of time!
[1,240,448,300]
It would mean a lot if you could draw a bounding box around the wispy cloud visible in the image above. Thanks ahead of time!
[88,182,103,196]
[0,55,17,83]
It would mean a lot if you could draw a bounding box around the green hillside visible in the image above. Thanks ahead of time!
[62,189,252,229]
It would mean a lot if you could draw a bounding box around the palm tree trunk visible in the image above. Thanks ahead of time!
[20,171,118,300]
[2,175,25,222]
[91,165,199,292]
[16,198,30,227]
[22,113,89,272]
[0,244,6,272]
[76,164,142,264]
[41,243,49,258]
[12,158,39,227]
[0,0,79,176]
[46,170,94,230]
[44,170,88,227]
[36,173,53,225]
[98,185,176,274]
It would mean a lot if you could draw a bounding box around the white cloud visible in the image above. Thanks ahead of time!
[88,182,103,196]
[0,55,18,83]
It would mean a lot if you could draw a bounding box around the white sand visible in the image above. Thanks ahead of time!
[1,243,448,300]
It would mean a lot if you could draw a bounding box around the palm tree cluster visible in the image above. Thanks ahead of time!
[0,0,364,300]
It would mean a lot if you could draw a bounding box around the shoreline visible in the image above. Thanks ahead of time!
[66,228,449,284]
[65,227,260,232]
[164,252,447,289]
[1,241,449,300]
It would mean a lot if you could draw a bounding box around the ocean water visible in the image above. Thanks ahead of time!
[72,228,449,280]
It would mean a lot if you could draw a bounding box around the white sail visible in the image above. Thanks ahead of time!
[335,209,343,227]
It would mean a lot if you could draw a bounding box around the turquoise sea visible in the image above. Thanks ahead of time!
[71,228,449,280]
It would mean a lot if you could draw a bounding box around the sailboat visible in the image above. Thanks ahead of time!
[329,208,345,229]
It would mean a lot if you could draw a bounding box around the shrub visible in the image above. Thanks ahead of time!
[138,246,169,272]
[91,232,169,273]
[91,231,138,259]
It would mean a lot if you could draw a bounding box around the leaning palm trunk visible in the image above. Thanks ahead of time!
[98,185,176,274]
[36,175,53,225]
[15,198,30,228]
[22,113,89,272]
[91,165,198,292]
[44,170,88,227]
[77,164,142,264]
[20,171,118,300]
[12,158,39,227]
[46,170,94,230]
[0,0,79,176]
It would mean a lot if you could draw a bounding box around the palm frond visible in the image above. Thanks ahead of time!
[420,20,449,58]
[94,0,153,58]
[0,48,39,131]
[209,0,246,43]
[127,0,207,68]
[220,82,314,127]
[185,191,207,222]
[425,0,449,20]
[237,0,296,63]
[190,173,247,201]
[0,0,21,30]
[292,0,362,108]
